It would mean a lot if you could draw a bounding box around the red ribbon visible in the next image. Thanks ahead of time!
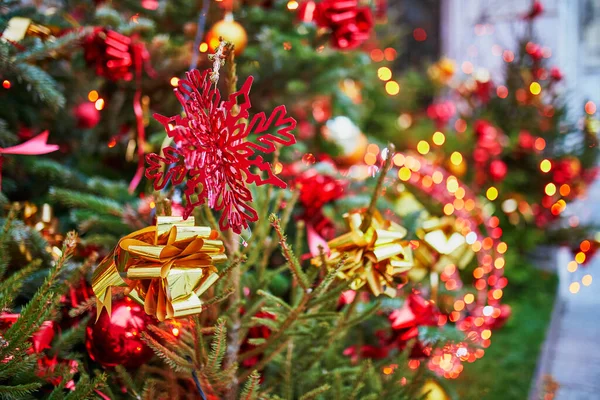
[129,39,155,193]
[0,131,59,190]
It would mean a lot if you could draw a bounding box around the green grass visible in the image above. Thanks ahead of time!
[448,262,558,400]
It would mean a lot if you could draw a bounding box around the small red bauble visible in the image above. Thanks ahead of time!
[74,102,101,129]
[489,159,508,181]
[85,297,154,368]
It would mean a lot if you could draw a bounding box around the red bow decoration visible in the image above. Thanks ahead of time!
[146,68,297,234]
[294,170,346,257]
[0,131,59,190]
[298,0,373,50]
[0,313,77,390]
[83,28,155,193]
[388,293,439,358]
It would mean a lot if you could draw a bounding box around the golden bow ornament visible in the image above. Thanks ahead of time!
[92,216,227,321]
[312,210,413,297]
[410,216,475,282]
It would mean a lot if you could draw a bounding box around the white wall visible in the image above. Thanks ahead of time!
[441,0,600,114]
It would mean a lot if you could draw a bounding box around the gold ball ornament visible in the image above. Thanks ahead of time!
[205,13,247,56]
[322,116,368,167]
[445,158,467,177]
[420,379,451,400]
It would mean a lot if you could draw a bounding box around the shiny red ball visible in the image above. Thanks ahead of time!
[74,102,101,129]
[489,159,508,181]
[85,297,154,368]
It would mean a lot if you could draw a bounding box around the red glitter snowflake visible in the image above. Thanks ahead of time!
[146,68,296,233]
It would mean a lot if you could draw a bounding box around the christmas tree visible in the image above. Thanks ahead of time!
[0,1,579,399]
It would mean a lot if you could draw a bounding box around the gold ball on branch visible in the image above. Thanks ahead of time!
[322,116,368,167]
[420,379,451,400]
[205,13,247,56]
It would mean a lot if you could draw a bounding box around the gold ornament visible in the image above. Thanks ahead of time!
[321,116,368,167]
[312,210,413,297]
[205,13,247,56]
[427,57,456,85]
[420,379,451,400]
[92,216,227,321]
[2,17,53,42]
[410,216,474,282]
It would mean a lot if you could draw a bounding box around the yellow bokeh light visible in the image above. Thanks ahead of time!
[287,0,299,10]
[170,77,179,87]
[545,183,557,196]
[377,67,392,81]
[540,159,552,173]
[446,177,459,193]
[582,274,593,286]
[575,252,586,264]
[385,81,400,95]
[569,282,580,294]
[432,131,446,145]
[364,153,377,165]
[481,330,492,340]
[199,42,209,52]
[529,82,541,95]
[393,153,405,166]
[497,242,507,253]
[486,186,498,201]
[398,167,411,181]
[450,151,463,165]
[94,98,105,111]
[464,293,475,304]
[366,143,380,154]
[443,203,455,215]
[417,140,430,154]
[88,90,99,102]
[567,261,578,272]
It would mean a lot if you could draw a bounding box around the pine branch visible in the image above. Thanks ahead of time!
[269,214,310,290]
[239,371,261,400]
[0,382,42,399]
[206,318,227,372]
[202,287,235,309]
[299,384,331,400]
[49,188,124,217]
[142,333,192,373]
[1,232,77,358]
[26,159,87,191]
[257,289,293,312]
[15,29,88,63]
[114,365,140,399]
[0,353,36,380]
[239,294,310,363]
[64,373,106,400]
[0,260,41,311]
[12,63,65,111]
[359,143,395,232]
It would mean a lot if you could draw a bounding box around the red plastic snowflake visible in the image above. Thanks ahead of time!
[146,68,297,233]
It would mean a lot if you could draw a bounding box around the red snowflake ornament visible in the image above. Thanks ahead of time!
[146,68,296,233]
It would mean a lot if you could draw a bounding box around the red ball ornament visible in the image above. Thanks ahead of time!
[489,159,508,181]
[85,297,154,368]
[74,102,101,129]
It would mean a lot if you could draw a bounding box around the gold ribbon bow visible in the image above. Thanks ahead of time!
[312,210,413,297]
[410,216,474,282]
[92,216,227,321]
